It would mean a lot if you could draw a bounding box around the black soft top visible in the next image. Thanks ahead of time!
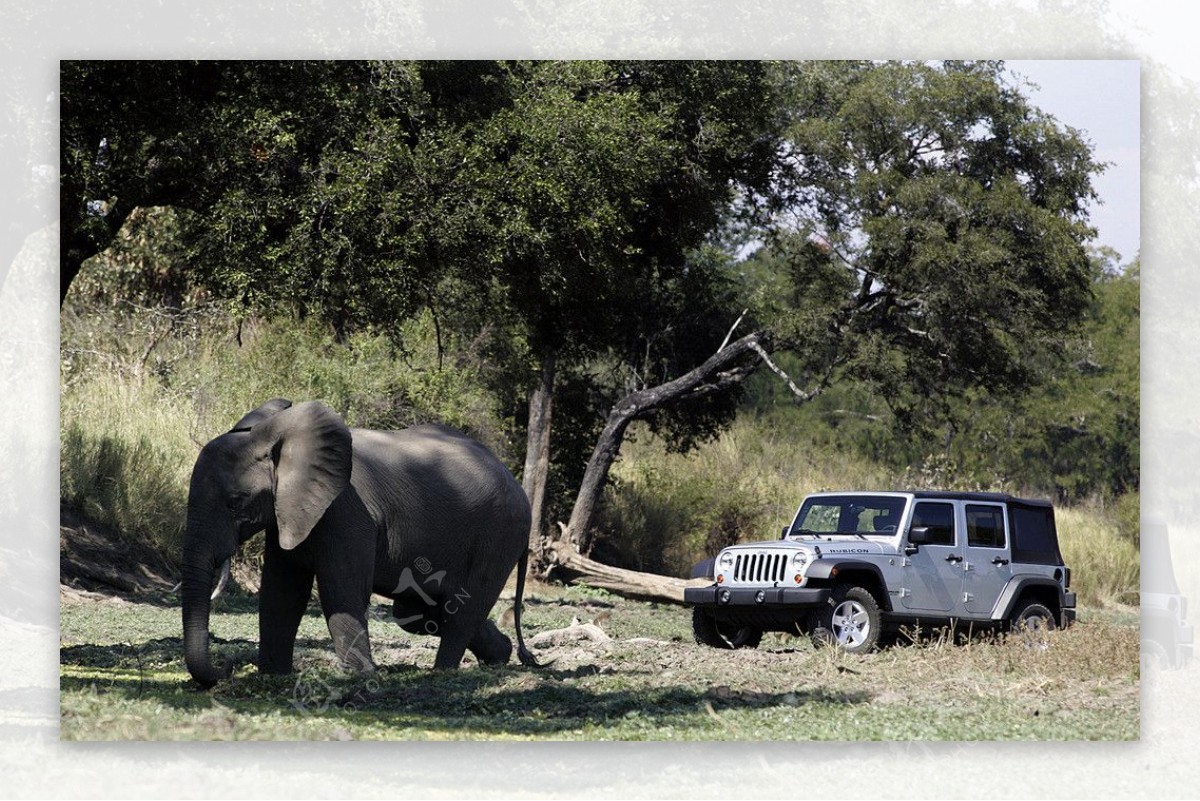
[908,490,1053,507]
[907,491,1061,565]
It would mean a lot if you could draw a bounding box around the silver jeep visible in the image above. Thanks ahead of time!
[684,491,1076,653]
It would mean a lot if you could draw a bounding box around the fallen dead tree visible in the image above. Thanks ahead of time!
[545,534,710,606]
[534,325,823,606]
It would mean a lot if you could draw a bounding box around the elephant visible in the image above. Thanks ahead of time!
[181,398,539,688]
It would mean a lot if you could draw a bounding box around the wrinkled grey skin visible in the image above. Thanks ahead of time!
[181,398,538,688]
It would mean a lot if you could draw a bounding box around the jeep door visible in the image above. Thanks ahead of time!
[961,503,1012,616]
[900,500,961,613]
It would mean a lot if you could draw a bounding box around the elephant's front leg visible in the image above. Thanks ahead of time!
[259,540,315,675]
[315,561,377,674]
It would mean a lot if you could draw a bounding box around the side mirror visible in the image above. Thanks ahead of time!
[905,525,931,555]
[781,526,790,539]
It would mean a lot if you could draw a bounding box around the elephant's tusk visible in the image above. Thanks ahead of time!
[211,558,231,600]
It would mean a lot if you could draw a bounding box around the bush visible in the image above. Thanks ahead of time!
[594,414,895,576]
[61,297,511,567]
[1056,503,1140,608]
[60,377,195,562]
[594,416,1140,611]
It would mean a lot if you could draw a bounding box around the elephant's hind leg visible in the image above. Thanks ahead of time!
[432,603,504,669]
[467,619,513,666]
[432,625,472,669]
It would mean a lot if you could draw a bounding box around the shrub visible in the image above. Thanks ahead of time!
[594,416,1140,611]
[1056,503,1140,608]
[61,299,510,568]
[60,376,195,562]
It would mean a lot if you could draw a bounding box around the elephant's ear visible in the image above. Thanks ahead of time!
[231,398,293,432]
[252,401,352,550]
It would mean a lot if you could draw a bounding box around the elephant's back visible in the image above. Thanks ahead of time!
[351,424,530,528]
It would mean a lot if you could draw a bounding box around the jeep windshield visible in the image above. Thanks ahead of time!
[787,495,907,538]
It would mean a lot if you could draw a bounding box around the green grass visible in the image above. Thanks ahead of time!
[60,585,1139,741]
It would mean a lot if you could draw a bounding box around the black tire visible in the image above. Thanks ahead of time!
[1009,600,1056,648]
[1009,600,1057,633]
[809,585,881,654]
[692,607,763,650]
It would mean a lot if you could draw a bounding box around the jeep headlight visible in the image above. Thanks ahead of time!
[717,551,735,570]
[791,550,809,568]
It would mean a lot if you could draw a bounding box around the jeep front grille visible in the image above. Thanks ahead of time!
[733,552,788,584]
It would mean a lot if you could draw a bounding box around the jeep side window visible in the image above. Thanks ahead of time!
[966,504,1006,549]
[910,502,955,545]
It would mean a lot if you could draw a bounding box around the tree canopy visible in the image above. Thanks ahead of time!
[61,60,1118,557]
[753,60,1101,423]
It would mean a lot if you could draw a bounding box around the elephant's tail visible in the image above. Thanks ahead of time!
[513,549,541,668]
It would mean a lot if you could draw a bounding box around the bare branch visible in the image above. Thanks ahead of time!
[832,409,884,423]
[747,340,822,402]
[719,309,748,352]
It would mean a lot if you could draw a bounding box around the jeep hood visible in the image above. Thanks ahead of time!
[730,538,894,555]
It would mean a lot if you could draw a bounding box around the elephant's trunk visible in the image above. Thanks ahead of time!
[181,540,227,688]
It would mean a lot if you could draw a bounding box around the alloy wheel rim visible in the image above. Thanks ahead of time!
[831,600,870,647]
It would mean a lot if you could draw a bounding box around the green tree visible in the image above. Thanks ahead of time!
[758,60,1100,422]
[941,253,1140,500]
[458,61,783,546]
[61,61,220,303]
[61,61,786,552]
[60,61,1105,576]
[60,61,390,309]
[555,60,1104,563]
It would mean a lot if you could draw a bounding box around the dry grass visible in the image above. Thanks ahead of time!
[1056,505,1140,607]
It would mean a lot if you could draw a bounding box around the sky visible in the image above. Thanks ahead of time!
[1005,59,1141,266]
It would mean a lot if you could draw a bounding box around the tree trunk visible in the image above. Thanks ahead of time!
[562,330,768,553]
[522,353,556,554]
[546,537,711,605]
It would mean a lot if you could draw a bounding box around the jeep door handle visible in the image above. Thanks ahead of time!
[945,555,963,564]
[992,557,1010,566]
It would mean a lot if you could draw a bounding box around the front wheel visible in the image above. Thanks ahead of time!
[692,608,762,650]
[810,586,881,654]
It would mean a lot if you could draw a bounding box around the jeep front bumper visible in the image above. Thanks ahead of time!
[684,585,831,608]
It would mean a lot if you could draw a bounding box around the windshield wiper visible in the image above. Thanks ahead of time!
[790,528,870,540]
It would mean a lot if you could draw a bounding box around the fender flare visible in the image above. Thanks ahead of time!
[804,560,890,610]
[690,558,716,580]
[994,576,1065,620]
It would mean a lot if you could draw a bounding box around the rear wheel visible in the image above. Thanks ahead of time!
[692,608,762,650]
[810,585,881,654]
[1009,599,1056,649]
